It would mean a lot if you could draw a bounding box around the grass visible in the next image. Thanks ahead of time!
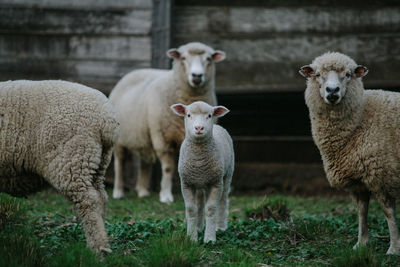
[1,188,400,266]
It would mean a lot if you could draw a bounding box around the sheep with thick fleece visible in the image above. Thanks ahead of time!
[109,42,225,203]
[171,101,234,243]
[0,80,119,254]
[300,52,400,255]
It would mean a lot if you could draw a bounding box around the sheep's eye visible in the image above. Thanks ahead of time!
[345,72,351,78]
[315,73,321,77]
[187,114,191,117]
[181,57,186,61]
[208,114,211,118]
[206,57,211,62]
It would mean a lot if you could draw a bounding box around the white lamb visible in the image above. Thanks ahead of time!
[171,101,234,243]
[109,42,225,203]
[0,80,119,253]
[300,52,400,255]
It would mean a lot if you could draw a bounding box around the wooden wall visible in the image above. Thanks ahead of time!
[0,0,152,93]
[172,0,400,94]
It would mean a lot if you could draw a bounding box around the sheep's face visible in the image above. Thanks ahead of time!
[167,45,225,88]
[170,101,229,142]
[299,65,368,105]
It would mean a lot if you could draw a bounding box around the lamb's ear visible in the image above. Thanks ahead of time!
[170,104,186,117]
[212,50,226,63]
[167,49,180,59]
[299,65,314,78]
[213,106,229,118]
[354,65,369,78]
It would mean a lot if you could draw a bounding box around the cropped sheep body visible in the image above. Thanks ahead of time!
[0,80,119,253]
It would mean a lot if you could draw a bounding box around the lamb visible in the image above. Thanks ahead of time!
[299,52,400,255]
[0,80,119,254]
[109,42,226,203]
[170,101,234,243]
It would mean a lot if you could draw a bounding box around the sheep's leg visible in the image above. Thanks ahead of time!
[182,185,198,241]
[48,137,111,253]
[350,191,370,249]
[204,185,223,243]
[158,152,175,203]
[92,147,112,220]
[135,159,152,198]
[217,179,231,231]
[378,197,400,255]
[196,189,205,232]
[113,145,125,199]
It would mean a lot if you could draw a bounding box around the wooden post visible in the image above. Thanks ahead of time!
[151,0,172,69]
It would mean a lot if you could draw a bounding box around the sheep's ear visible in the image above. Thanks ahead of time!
[213,106,229,118]
[354,65,368,78]
[170,104,186,117]
[167,49,180,59]
[212,50,226,63]
[299,65,314,78]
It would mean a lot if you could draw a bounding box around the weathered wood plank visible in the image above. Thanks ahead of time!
[0,58,150,93]
[151,0,172,68]
[173,6,400,35]
[0,35,151,61]
[0,0,151,9]
[0,7,151,35]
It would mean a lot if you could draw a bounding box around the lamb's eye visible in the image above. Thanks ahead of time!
[345,72,351,78]
[208,114,211,118]
[181,57,186,61]
[206,57,211,62]
[187,114,191,117]
[315,73,321,78]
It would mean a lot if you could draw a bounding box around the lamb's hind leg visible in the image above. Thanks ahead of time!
[196,190,205,232]
[113,145,125,199]
[378,196,400,255]
[135,159,152,198]
[217,179,231,231]
[350,191,370,249]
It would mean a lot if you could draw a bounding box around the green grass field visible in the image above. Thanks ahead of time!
[1,188,400,266]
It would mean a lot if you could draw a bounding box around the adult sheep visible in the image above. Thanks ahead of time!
[299,52,400,255]
[0,80,119,254]
[109,42,226,203]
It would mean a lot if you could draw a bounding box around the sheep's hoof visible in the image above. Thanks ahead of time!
[137,189,150,198]
[216,226,227,232]
[159,191,174,203]
[386,244,400,255]
[112,189,124,199]
[204,236,216,244]
[100,247,112,254]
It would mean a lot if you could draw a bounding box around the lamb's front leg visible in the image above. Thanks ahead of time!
[350,191,370,249]
[204,185,222,243]
[378,196,400,255]
[182,185,198,241]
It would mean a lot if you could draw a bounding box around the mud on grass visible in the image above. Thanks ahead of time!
[0,189,400,266]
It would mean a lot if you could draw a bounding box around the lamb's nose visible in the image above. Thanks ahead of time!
[195,126,204,131]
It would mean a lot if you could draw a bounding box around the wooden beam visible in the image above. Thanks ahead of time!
[151,0,172,68]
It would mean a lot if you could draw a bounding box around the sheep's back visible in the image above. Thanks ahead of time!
[0,80,117,177]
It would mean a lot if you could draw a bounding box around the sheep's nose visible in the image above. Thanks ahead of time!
[195,126,204,131]
[326,86,340,93]
[326,93,339,103]
[191,73,203,85]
